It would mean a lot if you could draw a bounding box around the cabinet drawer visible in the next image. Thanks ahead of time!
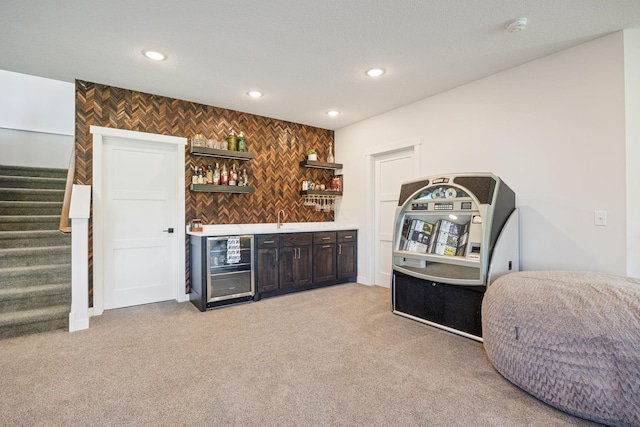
[257,234,280,248]
[337,230,357,243]
[314,231,336,244]
[280,232,313,246]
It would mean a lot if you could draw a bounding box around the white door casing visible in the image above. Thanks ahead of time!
[366,139,421,287]
[91,126,186,315]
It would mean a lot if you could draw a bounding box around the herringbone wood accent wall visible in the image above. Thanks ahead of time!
[75,81,336,300]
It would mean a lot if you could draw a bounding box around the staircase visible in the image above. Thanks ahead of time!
[0,165,71,339]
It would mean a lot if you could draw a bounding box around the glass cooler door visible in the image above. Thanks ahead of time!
[206,235,254,302]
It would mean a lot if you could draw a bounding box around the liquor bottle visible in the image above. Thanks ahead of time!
[327,143,334,163]
[192,166,198,185]
[241,168,248,187]
[228,163,237,186]
[213,163,220,185]
[237,131,245,152]
[227,130,237,151]
[220,163,228,185]
[206,165,213,184]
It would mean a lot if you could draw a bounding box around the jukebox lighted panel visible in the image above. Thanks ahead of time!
[391,173,518,341]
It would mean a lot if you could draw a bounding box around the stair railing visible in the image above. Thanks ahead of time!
[59,148,75,233]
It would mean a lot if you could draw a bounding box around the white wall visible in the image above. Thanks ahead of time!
[0,127,74,168]
[625,29,640,278]
[0,69,74,168]
[336,32,631,282]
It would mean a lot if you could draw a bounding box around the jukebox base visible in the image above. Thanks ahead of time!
[392,270,484,341]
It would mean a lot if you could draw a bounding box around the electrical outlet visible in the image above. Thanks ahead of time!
[595,211,607,226]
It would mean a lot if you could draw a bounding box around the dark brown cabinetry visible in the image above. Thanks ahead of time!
[279,233,313,289]
[313,232,337,283]
[256,234,280,293]
[337,231,357,280]
[255,229,357,300]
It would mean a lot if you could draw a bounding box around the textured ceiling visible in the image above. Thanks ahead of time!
[1,0,639,130]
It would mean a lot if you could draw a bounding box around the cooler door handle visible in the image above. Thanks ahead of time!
[163,228,174,233]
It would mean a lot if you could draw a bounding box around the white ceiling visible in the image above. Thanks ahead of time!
[1,1,639,131]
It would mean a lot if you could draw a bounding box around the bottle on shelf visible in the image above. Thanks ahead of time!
[213,163,220,185]
[227,130,237,151]
[220,163,228,185]
[192,166,198,185]
[206,165,213,184]
[241,168,248,186]
[237,131,245,152]
[327,143,334,163]
[228,163,237,186]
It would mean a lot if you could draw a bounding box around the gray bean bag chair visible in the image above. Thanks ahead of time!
[482,271,640,427]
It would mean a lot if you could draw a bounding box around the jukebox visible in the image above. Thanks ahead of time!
[391,172,518,341]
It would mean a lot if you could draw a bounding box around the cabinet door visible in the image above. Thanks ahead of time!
[257,247,279,292]
[296,245,313,287]
[337,242,357,280]
[314,243,336,283]
[280,245,313,288]
[337,231,357,280]
[279,246,297,289]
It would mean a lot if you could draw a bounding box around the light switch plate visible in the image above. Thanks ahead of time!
[595,211,607,226]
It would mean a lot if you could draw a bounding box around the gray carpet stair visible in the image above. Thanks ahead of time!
[0,164,71,340]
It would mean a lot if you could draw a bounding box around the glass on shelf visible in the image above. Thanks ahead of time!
[303,194,336,211]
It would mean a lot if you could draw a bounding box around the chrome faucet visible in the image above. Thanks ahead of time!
[277,209,286,229]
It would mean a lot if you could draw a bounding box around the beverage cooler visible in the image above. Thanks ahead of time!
[391,173,518,341]
[189,235,254,311]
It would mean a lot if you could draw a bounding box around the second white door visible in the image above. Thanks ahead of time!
[374,148,417,287]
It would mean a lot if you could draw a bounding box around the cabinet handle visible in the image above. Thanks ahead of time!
[297,247,300,259]
[339,244,342,255]
[322,245,331,249]
[263,240,275,244]
[321,237,331,240]
[275,249,278,262]
[344,235,352,239]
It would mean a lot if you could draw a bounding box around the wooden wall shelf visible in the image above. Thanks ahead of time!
[190,146,255,161]
[300,190,343,197]
[299,159,343,170]
[191,184,255,194]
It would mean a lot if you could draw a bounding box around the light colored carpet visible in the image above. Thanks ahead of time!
[0,283,601,426]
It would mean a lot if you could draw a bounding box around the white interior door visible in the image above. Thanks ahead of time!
[103,139,178,309]
[374,149,416,287]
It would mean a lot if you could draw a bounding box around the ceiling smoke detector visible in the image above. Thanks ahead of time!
[505,18,527,32]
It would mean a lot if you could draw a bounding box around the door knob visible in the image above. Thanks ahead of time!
[163,228,174,233]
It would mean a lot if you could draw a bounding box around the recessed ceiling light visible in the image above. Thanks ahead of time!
[142,49,166,61]
[365,68,385,77]
[247,90,263,98]
[326,110,340,117]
